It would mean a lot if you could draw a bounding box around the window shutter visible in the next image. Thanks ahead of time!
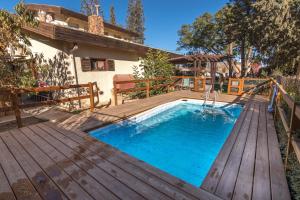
[81,58,91,72]
[107,60,115,71]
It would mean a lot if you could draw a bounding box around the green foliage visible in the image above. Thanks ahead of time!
[281,77,300,102]
[178,12,228,54]
[110,5,116,25]
[0,1,38,87]
[132,50,173,98]
[250,0,300,76]
[126,0,145,44]
[0,1,37,58]
[178,0,300,77]
[275,116,300,200]
[138,49,174,79]
[80,0,104,17]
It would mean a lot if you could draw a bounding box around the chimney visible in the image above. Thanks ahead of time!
[88,5,104,35]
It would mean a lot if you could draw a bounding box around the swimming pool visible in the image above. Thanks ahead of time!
[90,99,243,187]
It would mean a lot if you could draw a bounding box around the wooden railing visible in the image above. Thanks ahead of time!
[226,77,300,168]
[271,78,300,170]
[0,82,98,128]
[113,76,210,106]
[227,78,269,95]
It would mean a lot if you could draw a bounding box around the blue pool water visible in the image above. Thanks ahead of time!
[90,100,242,186]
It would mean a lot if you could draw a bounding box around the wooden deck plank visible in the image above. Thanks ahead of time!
[215,104,254,199]
[266,107,291,200]
[252,103,271,200]
[37,124,196,200]
[40,122,221,200]
[0,159,16,200]
[201,101,251,193]
[232,103,259,200]
[29,124,170,200]
[48,122,222,200]
[9,128,94,200]
[0,133,41,200]
[20,126,121,200]
[0,93,290,200]
[0,132,67,200]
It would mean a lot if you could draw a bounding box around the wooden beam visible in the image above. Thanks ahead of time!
[89,82,95,112]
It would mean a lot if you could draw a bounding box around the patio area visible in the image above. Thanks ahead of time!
[0,91,290,200]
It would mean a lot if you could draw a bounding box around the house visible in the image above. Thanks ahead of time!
[22,4,180,105]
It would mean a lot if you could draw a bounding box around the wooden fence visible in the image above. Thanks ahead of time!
[227,78,269,95]
[226,77,300,168]
[0,82,98,128]
[270,78,300,169]
[114,76,269,106]
[113,76,210,106]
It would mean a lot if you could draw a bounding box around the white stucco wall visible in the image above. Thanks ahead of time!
[72,44,141,103]
[29,38,62,58]
[28,36,142,104]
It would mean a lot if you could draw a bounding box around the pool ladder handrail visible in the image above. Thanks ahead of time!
[203,85,212,107]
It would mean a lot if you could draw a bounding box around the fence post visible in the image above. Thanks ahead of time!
[228,78,232,95]
[11,89,22,128]
[113,81,118,106]
[268,81,273,100]
[194,77,199,92]
[88,82,95,112]
[239,78,244,95]
[285,101,297,170]
[146,79,150,98]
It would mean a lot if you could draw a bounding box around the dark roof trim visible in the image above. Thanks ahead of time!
[22,22,181,58]
[25,4,140,37]
[169,54,228,64]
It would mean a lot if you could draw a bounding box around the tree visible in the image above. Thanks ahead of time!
[218,0,300,76]
[132,49,173,97]
[250,0,300,76]
[178,13,225,54]
[0,1,38,87]
[136,49,173,79]
[177,10,239,77]
[226,0,258,76]
[110,5,116,25]
[179,1,271,77]
[80,0,104,17]
[126,0,145,44]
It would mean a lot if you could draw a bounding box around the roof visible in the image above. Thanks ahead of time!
[22,22,181,57]
[25,4,140,37]
[169,54,228,64]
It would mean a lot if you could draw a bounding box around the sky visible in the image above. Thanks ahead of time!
[1,0,229,53]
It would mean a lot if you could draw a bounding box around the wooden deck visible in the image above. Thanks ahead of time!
[201,95,290,200]
[0,91,290,200]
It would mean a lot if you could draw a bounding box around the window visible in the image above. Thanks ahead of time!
[91,59,106,71]
[81,58,115,72]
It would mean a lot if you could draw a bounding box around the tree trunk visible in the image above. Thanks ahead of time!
[296,61,300,79]
[228,43,233,77]
[193,60,197,77]
[241,38,246,77]
[245,47,253,76]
